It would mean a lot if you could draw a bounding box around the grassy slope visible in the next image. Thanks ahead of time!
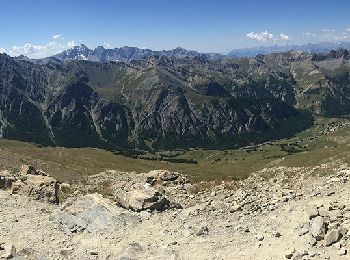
[0,116,349,183]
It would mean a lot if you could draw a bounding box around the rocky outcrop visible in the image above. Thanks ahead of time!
[0,171,15,190]
[146,170,189,186]
[0,165,59,204]
[11,174,59,204]
[116,185,170,212]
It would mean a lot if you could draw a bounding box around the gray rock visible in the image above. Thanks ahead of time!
[0,242,16,259]
[118,242,143,260]
[19,164,47,176]
[308,251,316,257]
[292,250,308,259]
[325,229,341,246]
[183,225,194,237]
[256,234,264,241]
[60,247,73,256]
[307,235,317,246]
[117,186,170,212]
[53,193,140,233]
[297,223,309,236]
[285,248,296,259]
[338,248,347,256]
[196,225,209,236]
[307,207,319,220]
[310,216,326,240]
[318,207,329,218]
[12,171,59,204]
[0,171,15,190]
[146,170,186,185]
[272,230,282,238]
[338,226,348,236]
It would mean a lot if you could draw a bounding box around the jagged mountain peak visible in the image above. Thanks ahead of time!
[53,45,225,62]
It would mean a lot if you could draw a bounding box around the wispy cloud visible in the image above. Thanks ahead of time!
[52,34,63,40]
[332,32,349,41]
[0,47,5,53]
[279,33,290,41]
[67,40,76,48]
[246,31,274,42]
[9,38,76,59]
[303,32,316,37]
[246,31,290,42]
[345,28,350,32]
[322,28,336,32]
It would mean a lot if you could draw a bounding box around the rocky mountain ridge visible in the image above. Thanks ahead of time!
[229,42,350,57]
[53,44,225,62]
[1,48,350,150]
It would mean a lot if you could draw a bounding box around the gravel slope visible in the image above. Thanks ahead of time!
[1,165,350,259]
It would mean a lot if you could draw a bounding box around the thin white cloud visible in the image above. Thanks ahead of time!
[0,47,5,53]
[52,34,63,40]
[246,31,290,42]
[322,28,336,32]
[345,28,350,32]
[303,32,316,37]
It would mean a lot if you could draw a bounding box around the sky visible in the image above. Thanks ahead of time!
[1,0,350,58]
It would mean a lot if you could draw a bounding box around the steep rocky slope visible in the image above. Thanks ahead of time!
[0,52,315,150]
[1,48,350,150]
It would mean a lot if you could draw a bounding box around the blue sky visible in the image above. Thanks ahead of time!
[1,0,350,58]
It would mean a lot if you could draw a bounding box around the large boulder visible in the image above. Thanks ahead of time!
[11,165,59,204]
[53,193,140,233]
[146,170,189,186]
[116,185,170,212]
[20,164,48,176]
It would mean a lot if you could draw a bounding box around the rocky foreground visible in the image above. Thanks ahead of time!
[1,163,350,259]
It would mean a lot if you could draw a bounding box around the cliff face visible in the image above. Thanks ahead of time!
[6,49,350,150]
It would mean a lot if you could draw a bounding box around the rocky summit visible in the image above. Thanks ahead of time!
[4,48,350,150]
[1,163,350,259]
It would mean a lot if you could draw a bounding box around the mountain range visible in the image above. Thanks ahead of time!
[1,46,350,151]
[53,44,225,62]
[228,42,350,57]
[48,42,350,63]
